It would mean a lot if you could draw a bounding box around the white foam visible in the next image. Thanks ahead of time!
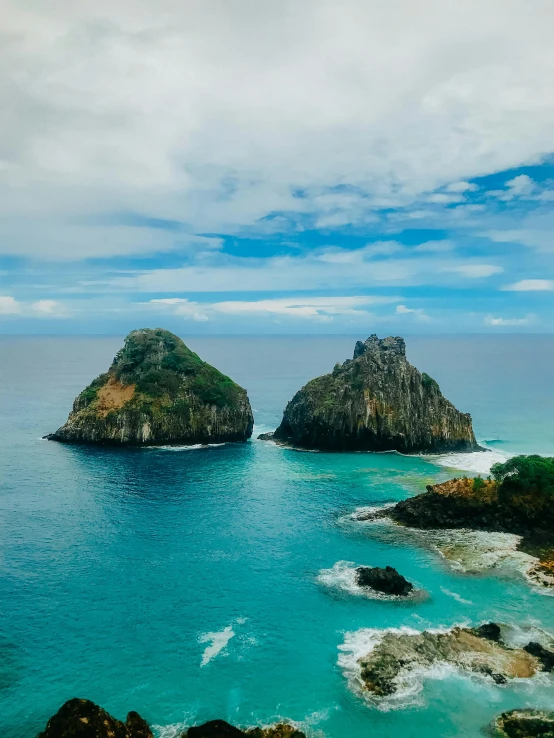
[347,503,397,522]
[153,718,194,738]
[155,442,227,451]
[317,561,424,601]
[440,587,472,605]
[425,528,537,576]
[199,624,235,667]
[430,447,510,475]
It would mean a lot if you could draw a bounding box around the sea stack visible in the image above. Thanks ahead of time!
[269,334,479,453]
[46,328,254,446]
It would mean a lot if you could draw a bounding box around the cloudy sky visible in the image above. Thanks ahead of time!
[1,0,554,333]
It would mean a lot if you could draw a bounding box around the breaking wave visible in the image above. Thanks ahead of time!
[429,446,510,475]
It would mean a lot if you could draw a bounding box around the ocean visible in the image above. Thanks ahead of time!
[1,334,554,737]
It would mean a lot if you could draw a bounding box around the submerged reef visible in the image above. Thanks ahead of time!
[46,328,253,446]
[264,335,479,453]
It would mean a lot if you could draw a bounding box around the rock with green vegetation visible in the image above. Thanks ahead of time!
[46,329,254,446]
[494,709,554,737]
[268,334,479,453]
[380,456,554,587]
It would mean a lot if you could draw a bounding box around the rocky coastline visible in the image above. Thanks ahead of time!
[46,328,254,446]
[36,699,306,738]
[264,335,480,454]
[34,696,554,738]
[369,469,554,587]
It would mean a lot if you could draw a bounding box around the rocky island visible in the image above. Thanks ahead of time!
[262,334,479,453]
[46,328,254,446]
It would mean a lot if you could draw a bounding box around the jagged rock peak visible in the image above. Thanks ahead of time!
[353,334,406,359]
[270,333,479,453]
[46,328,254,446]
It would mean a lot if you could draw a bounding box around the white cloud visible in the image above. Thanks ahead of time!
[446,181,478,193]
[0,296,20,314]
[484,314,534,326]
[148,295,397,322]
[414,240,454,253]
[0,295,66,317]
[444,264,503,278]
[502,279,554,291]
[395,304,430,321]
[486,174,540,202]
[485,225,554,252]
[426,193,465,205]
[98,240,497,293]
[31,299,61,314]
[1,0,554,259]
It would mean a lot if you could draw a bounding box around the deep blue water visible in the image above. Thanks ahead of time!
[1,335,554,738]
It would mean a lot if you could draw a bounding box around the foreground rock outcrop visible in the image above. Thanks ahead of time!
[355,623,554,697]
[46,329,254,446]
[494,709,554,737]
[355,565,413,596]
[35,701,304,738]
[185,720,306,737]
[37,698,153,737]
[266,335,479,453]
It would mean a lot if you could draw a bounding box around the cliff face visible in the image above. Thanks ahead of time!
[47,328,254,446]
[272,334,478,453]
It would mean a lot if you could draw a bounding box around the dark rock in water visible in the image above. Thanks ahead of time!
[355,565,413,596]
[184,721,306,737]
[272,334,479,453]
[36,698,153,737]
[45,328,254,446]
[186,721,245,738]
[524,642,554,672]
[257,432,275,441]
[494,709,554,737]
[474,622,502,642]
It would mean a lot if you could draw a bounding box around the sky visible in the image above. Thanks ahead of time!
[1,0,554,334]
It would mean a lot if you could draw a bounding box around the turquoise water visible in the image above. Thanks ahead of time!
[1,335,554,737]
